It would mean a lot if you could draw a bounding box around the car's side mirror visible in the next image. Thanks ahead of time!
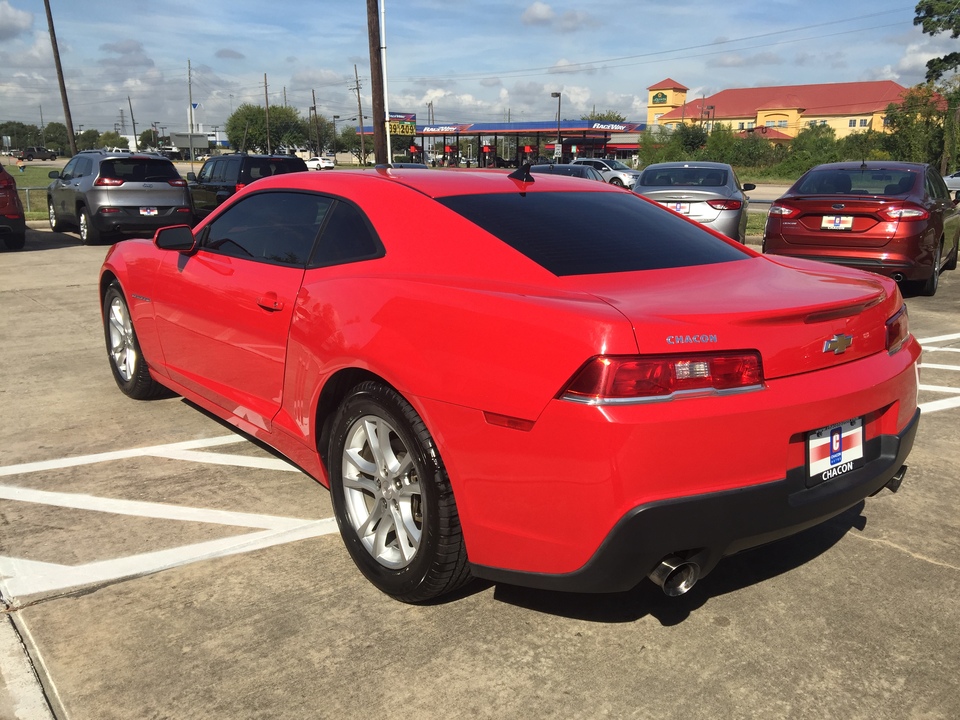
[154,224,197,253]
[742,183,756,191]
[186,172,197,182]
[48,170,61,179]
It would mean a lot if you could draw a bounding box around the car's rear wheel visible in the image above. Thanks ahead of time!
[48,200,64,232]
[103,282,166,399]
[79,206,100,245]
[328,381,471,602]
[919,242,942,296]
[945,239,958,271]
[2,232,25,251]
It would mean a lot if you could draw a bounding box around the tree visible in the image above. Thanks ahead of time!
[914,2,960,81]
[98,130,128,150]
[225,103,309,154]
[882,84,944,165]
[76,129,101,151]
[41,121,69,153]
[338,126,372,165]
[138,129,158,150]
[672,123,708,153]
[777,124,839,176]
[581,109,627,122]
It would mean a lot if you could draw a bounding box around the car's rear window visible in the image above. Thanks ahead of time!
[436,191,747,276]
[795,168,918,196]
[99,159,180,182]
[640,167,728,187]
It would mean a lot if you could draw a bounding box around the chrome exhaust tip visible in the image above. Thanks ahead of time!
[648,556,701,597]
[887,465,907,493]
[892,273,905,282]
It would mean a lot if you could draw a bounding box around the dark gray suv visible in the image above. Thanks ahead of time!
[187,154,308,221]
[47,150,191,244]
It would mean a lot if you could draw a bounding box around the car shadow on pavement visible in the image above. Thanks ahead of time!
[490,503,868,625]
[13,227,86,251]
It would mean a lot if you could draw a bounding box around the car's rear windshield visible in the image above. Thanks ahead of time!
[436,191,747,276]
[794,168,918,196]
[99,159,180,182]
[640,167,728,187]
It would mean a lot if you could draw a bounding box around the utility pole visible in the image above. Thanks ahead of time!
[264,73,271,154]
[188,59,195,173]
[354,65,366,164]
[366,0,386,164]
[311,89,322,153]
[43,0,77,155]
[128,96,138,151]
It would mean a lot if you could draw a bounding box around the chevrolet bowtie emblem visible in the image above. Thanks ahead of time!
[823,334,853,354]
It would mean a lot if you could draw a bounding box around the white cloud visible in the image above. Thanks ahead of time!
[0,0,31,41]
[521,2,554,26]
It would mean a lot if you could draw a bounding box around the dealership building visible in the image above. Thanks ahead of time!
[646,77,909,142]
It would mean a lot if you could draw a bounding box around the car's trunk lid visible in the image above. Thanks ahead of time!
[774,196,898,248]
[559,255,899,380]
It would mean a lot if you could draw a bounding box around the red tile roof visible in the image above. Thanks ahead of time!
[648,78,689,92]
[658,80,907,121]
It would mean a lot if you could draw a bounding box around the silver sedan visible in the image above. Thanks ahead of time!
[943,171,960,192]
[634,161,756,242]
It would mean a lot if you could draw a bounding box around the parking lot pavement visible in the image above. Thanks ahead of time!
[1,226,959,719]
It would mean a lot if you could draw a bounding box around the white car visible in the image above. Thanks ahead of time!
[943,171,960,192]
[305,156,335,170]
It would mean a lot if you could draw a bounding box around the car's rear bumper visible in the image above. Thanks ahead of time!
[93,207,194,234]
[0,216,26,235]
[471,407,919,593]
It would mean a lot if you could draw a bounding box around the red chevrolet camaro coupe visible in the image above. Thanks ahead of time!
[100,166,921,602]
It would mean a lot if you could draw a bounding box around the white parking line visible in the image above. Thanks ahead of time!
[0,436,338,603]
[917,333,960,414]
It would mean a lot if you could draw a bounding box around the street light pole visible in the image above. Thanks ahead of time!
[333,115,340,155]
[551,91,561,160]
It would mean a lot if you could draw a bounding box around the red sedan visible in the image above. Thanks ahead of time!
[763,161,960,296]
[100,166,921,602]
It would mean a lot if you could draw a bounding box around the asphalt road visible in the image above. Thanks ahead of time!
[1,225,959,720]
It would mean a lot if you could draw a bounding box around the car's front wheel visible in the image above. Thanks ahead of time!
[609,177,624,186]
[103,282,166,399]
[328,381,471,602]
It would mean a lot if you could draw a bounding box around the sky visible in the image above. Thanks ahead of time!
[0,0,955,135]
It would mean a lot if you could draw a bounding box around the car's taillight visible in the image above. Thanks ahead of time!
[0,175,14,189]
[235,183,246,192]
[94,177,125,186]
[559,352,764,404]
[707,199,742,211]
[167,178,187,187]
[879,204,929,221]
[885,305,909,353]
[768,202,799,218]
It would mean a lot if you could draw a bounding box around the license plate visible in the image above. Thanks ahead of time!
[807,418,864,480]
[662,201,690,214]
[821,215,853,230]
[140,207,158,216]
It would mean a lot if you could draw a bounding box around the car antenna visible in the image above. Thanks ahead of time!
[508,163,535,184]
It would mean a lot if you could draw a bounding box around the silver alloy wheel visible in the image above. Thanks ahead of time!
[341,414,423,569]
[107,295,137,382]
[79,211,89,243]
[48,201,56,230]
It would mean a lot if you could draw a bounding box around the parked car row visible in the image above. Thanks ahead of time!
[0,161,26,250]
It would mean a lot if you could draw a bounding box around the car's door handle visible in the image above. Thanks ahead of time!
[257,293,284,311]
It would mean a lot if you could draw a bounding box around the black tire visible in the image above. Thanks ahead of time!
[102,282,166,399]
[945,239,958,271]
[919,242,942,297]
[2,232,25,251]
[79,206,100,245]
[48,199,64,232]
[609,177,624,187]
[328,381,471,602]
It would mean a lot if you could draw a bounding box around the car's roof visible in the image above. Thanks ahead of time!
[254,167,620,198]
[806,161,928,172]
[642,161,732,170]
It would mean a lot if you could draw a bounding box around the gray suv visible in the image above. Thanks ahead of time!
[47,150,192,244]
[569,158,641,188]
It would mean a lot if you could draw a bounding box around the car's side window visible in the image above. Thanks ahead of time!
[927,170,949,201]
[309,200,384,268]
[60,157,79,180]
[209,159,226,184]
[202,191,331,266]
[197,161,215,184]
[77,158,93,177]
[223,159,241,185]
